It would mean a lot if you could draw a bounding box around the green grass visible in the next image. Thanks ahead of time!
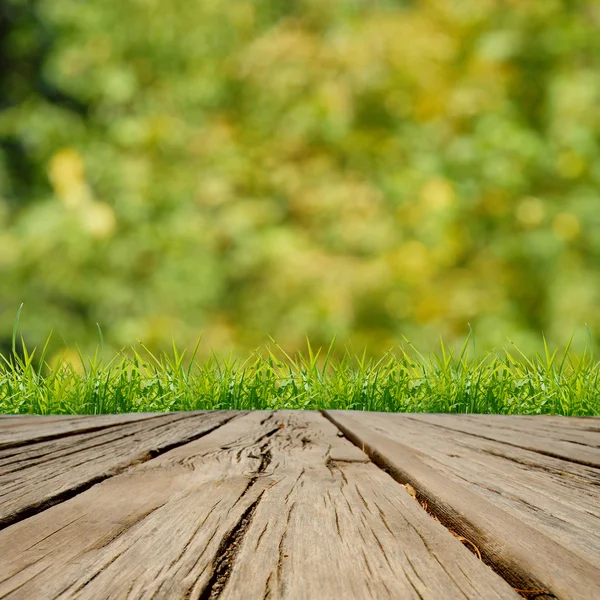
[1,322,599,415]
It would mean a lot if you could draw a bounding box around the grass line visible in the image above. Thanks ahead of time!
[0,330,599,415]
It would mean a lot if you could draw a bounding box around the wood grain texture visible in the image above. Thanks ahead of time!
[324,410,600,600]
[0,411,238,528]
[408,412,600,467]
[431,413,600,447]
[0,412,170,449]
[0,410,520,600]
[330,411,600,566]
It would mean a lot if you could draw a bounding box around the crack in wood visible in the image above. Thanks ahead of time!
[163,499,224,576]
[556,437,598,448]
[195,424,284,600]
[0,413,172,452]
[404,518,475,598]
[404,571,426,600]
[61,546,130,596]
[242,444,273,497]
[360,548,373,577]
[123,579,135,598]
[1,427,164,476]
[7,411,578,599]
[373,500,393,535]
[342,493,354,515]
[258,426,285,444]
[321,411,560,600]
[334,506,341,538]
[259,413,277,426]
[262,572,274,600]
[88,501,170,552]
[0,415,239,531]
[479,447,600,485]
[371,529,393,571]
[275,501,295,597]
[354,484,371,512]
[198,492,265,600]
[255,521,269,551]
[324,458,350,485]
[0,555,51,587]
[405,553,427,590]
[404,416,599,469]
[1,563,52,596]
[282,468,304,507]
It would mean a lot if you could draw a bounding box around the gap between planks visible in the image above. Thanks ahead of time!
[0,410,522,600]
[2,411,598,599]
[0,411,242,530]
[0,412,176,451]
[322,410,600,600]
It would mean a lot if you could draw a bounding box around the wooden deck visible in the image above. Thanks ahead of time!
[0,411,599,600]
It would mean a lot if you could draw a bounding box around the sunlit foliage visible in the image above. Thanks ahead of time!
[1,0,599,363]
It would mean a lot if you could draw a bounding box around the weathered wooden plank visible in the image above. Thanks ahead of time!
[0,411,238,529]
[427,413,600,466]
[408,412,600,467]
[0,410,520,599]
[422,413,600,448]
[528,414,600,421]
[0,412,171,449]
[324,410,600,600]
[496,414,600,421]
[332,411,600,567]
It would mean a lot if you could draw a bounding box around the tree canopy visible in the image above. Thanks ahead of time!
[1,0,599,364]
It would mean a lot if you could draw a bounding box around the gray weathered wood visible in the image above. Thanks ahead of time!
[332,411,600,566]
[437,413,600,446]
[0,412,170,449]
[0,411,520,599]
[409,412,600,467]
[324,410,600,600]
[0,411,238,528]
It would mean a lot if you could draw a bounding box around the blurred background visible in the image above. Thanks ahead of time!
[1,0,599,368]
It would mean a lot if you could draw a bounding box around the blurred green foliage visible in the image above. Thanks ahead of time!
[1,0,600,366]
